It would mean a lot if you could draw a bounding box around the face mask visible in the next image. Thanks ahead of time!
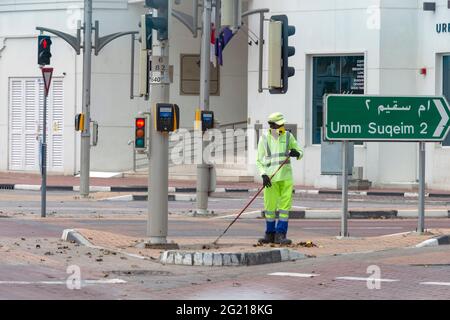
[277,126,286,135]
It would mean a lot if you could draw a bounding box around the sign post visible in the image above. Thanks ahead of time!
[40,67,53,218]
[418,142,426,233]
[341,141,349,237]
[324,95,450,235]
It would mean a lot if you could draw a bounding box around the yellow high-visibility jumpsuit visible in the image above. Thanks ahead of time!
[256,130,303,234]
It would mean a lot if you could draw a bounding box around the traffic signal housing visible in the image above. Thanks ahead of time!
[139,14,153,51]
[38,35,52,66]
[135,117,147,150]
[268,15,295,94]
[144,0,169,41]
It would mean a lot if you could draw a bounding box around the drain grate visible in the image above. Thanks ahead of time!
[409,264,450,267]
[107,270,174,276]
[0,184,14,190]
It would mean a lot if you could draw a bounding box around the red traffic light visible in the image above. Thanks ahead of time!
[42,39,48,49]
[136,118,145,128]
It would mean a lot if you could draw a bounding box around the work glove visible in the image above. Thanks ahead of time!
[262,175,272,188]
[289,149,301,158]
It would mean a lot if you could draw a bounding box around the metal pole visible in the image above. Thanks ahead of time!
[341,141,349,237]
[196,0,212,215]
[418,142,426,233]
[258,12,264,93]
[80,0,93,197]
[147,6,171,245]
[41,92,48,218]
[130,33,135,99]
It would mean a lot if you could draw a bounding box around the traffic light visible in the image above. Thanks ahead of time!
[139,14,153,51]
[38,35,52,66]
[135,117,147,150]
[268,15,295,94]
[144,0,169,41]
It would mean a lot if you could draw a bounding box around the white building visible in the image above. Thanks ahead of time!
[246,0,450,191]
[0,0,248,175]
[2,0,450,190]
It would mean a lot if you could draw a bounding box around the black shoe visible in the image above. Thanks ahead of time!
[274,233,292,245]
[258,232,275,244]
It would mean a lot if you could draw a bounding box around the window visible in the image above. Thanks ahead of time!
[312,55,365,145]
[442,55,450,146]
[180,54,220,96]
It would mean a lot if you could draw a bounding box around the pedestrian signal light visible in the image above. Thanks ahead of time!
[38,35,52,66]
[135,117,147,149]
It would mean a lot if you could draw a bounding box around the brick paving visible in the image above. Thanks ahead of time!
[2,215,450,299]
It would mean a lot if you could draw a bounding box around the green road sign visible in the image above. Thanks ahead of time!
[324,95,450,141]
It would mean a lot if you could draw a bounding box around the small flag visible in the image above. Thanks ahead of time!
[216,27,235,66]
[210,7,217,67]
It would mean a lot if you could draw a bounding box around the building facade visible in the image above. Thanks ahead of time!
[0,0,248,175]
[247,0,450,190]
[3,0,450,190]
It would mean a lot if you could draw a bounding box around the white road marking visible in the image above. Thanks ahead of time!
[269,272,320,278]
[420,282,450,287]
[212,210,261,219]
[335,277,399,282]
[0,279,127,285]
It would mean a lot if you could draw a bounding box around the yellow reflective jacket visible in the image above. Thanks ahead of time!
[256,130,303,182]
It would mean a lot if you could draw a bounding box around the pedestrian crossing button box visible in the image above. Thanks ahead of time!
[155,103,180,132]
[201,111,214,131]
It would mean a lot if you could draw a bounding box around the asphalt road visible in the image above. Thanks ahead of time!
[1,189,450,300]
[1,190,450,216]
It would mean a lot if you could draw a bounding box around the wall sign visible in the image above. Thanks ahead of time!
[436,23,450,33]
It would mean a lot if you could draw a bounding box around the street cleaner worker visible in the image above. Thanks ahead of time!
[256,112,303,245]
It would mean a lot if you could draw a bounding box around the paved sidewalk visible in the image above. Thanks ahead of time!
[71,225,450,261]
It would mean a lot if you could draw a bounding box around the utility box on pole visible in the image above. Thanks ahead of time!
[320,141,354,175]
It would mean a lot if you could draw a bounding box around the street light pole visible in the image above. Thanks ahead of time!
[80,0,93,197]
[196,0,212,215]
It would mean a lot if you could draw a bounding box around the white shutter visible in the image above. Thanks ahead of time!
[9,77,64,172]
[24,80,38,169]
[50,79,64,170]
[9,80,23,170]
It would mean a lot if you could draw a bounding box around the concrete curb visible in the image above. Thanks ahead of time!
[259,210,450,219]
[61,229,98,248]
[416,235,450,248]
[60,228,305,267]
[160,248,306,266]
[103,194,197,202]
[7,183,450,199]
[61,229,149,260]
